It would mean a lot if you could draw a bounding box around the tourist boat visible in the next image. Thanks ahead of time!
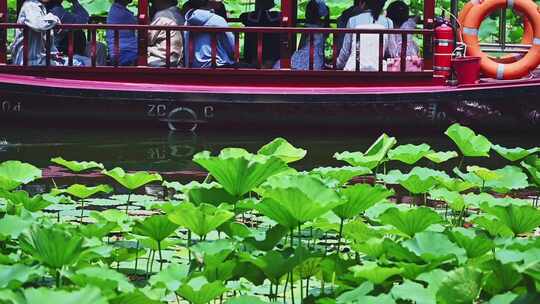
[0,0,539,131]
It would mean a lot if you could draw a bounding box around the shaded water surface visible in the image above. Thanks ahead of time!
[1,126,538,172]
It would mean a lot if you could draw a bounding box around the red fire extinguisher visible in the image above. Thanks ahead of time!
[433,24,454,79]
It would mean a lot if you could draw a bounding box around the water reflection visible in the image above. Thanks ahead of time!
[1,126,538,172]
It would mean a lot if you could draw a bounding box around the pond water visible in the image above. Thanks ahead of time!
[1,125,538,172]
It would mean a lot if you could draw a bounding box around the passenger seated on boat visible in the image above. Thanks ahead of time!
[336,0,363,52]
[336,0,393,71]
[106,0,138,66]
[10,0,83,65]
[273,0,329,70]
[46,0,107,66]
[147,0,184,67]
[208,0,228,19]
[385,1,422,71]
[184,0,235,68]
[239,0,281,67]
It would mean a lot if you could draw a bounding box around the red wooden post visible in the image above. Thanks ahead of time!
[0,0,7,64]
[423,0,435,70]
[280,0,297,69]
[137,0,149,66]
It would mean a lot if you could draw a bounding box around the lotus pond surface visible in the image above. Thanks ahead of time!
[0,125,538,304]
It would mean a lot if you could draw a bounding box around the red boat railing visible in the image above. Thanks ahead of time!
[0,23,433,73]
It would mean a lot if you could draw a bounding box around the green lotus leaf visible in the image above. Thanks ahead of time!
[132,215,179,242]
[191,239,236,266]
[78,222,116,239]
[0,190,52,212]
[177,277,227,304]
[487,292,519,304]
[50,157,104,172]
[255,198,299,230]
[387,143,432,165]
[19,226,85,270]
[483,261,522,296]
[168,203,234,237]
[0,264,44,289]
[378,207,443,237]
[333,184,394,219]
[416,269,449,296]
[110,288,162,304]
[240,246,310,284]
[179,181,238,206]
[257,137,307,163]
[391,279,436,304]
[480,204,540,236]
[492,145,540,162]
[472,215,514,237]
[102,167,162,191]
[22,286,107,304]
[193,148,289,197]
[402,231,467,264]
[350,237,385,258]
[521,155,540,186]
[244,224,289,251]
[0,161,41,191]
[466,165,501,181]
[334,134,397,169]
[380,167,450,194]
[149,263,190,291]
[51,184,113,199]
[350,261,403,284]
[336,281,374,303]
[0,214,34,240]
[429,188,466,211]
[436,177,476,192]
[70,267,134,295]
[445,123,492,157]
[256,174,344,224]
[225,296,270,304]
[436,266,483,304]
[344,219,384,243]
[310,166,372,185]
[455,166,530,193]
[425,151,459,163]
[449,227,494,259]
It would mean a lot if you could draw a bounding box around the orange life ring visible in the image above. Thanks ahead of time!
[462,0,540,79]
[459,0,533,64]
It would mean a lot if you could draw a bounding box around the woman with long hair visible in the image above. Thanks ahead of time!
[336,0,393,71]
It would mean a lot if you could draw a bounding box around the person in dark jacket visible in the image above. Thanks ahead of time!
[239,0,281,67]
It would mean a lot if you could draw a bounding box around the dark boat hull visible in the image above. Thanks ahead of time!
[1,72,539,131]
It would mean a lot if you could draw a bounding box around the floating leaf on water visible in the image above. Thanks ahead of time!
[149,263,190,292]
[445,123,492,157]
[50,157,104,172]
